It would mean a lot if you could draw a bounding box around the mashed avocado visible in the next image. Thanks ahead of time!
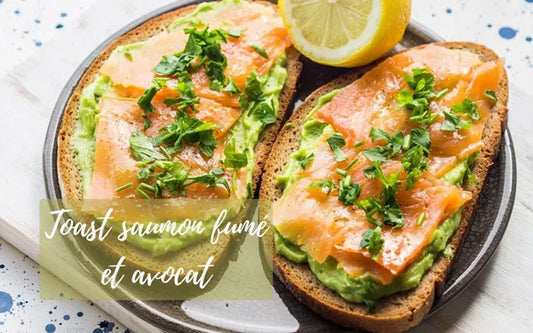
[72,1,288,256]
[274,92,472,302]
[73,75,110,193]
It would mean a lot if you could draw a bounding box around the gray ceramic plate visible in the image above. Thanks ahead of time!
[43,1,516,331]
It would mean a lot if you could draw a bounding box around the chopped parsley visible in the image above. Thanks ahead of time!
[396,68,448,124]
[484,90,498,102]
[441,110,471,132]
[155,111,218,158]
[251,100,277,125]
[294,151,314,170]
[133,160,230,198]
[362,128,404,162]
[360,163,404,228]
[359,226,384,260]
[163,79,200,112]
[115,182,133,193]
[156,26,231,91]
[129,131,166,162]
[223,139,248,169]
[137,78,169,129]
[250,44,269,59]
[327,133,347,162]
[441,99,481,132]
[402,145,428,189]
[308,179,335,195]
[337,172,361,206]
[221,78,241,96]
[186,168,231,195]
[416,212,426,226]
[451,98,480,121]
[241,71,265,105]
[362,127,431,190]
[227,29,242,38]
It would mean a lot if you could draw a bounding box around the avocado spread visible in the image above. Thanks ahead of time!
[72,1,288,256]
[274,91,472,303]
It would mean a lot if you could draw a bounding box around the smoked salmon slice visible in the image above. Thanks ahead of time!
[100,2,290,107]
[85,86,242,200]
[86,1,291,201]
[274,44,502,283]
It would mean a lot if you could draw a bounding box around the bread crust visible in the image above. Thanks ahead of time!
[56,1,302,273]
[260,42,508,333]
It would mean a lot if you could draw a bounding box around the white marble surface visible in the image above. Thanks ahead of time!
[0,0,532,332]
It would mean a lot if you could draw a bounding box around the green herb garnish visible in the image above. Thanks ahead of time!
[327,133,347,162]
[250,44,269,59]
[360,226,384,260]
[360,163,404,228]
[223,139,248,169]
[484,90,498,102]
[155,111,218,158]
[396,68,448,124]
[294,151,314,170]
[115,182,133,193]
[308,179,335,195]
[129,131,166,161]
[337,173,361,206]
[451,99,480,121]
[441,110,471,132]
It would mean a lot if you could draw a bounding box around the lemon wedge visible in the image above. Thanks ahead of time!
[279,0,412,67]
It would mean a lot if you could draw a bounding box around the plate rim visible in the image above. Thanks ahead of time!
[41,0,517,331]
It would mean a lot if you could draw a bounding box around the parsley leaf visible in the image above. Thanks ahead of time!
[409,127,431,154]
[129,131,166,161]
[227,29,242,38]
[221,78,241,96]
[361,146,389,163]
[308,179,335,195]
[157,111,218,158]
[484,90,498,102]
[153,26,231,92]
[327,133,347,162]
[362,128,404,162]
[294,151,314,170]
[152,160,190,197]
[137,78,169,129]
[396,68,448,124]
[361,163,404,228]
[451,99,480,121]
[250,44,269,59]
[164,79,200,112]
[154,53,195,76]
[243,71,265,102]
[138,87,159,114]
[402,145,428,189]
[359,226,384,260]
[223,139,248,169]
[338,173,361,206]
[441,110,471,132]
[186,168,230,196]
[251,101,276,125]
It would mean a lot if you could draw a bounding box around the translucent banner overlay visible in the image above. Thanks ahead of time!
[39,199,274,301]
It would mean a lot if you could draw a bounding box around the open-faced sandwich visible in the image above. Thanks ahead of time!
[261,42,508,332]
[57,0,301,272]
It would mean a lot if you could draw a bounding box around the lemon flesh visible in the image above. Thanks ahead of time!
[280,0,412,67]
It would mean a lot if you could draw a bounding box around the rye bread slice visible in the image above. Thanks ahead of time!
[56,2,302,274]
[260,42,508,333]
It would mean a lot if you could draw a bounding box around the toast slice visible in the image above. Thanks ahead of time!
[260,42,508,332]
[57,2,302,274]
